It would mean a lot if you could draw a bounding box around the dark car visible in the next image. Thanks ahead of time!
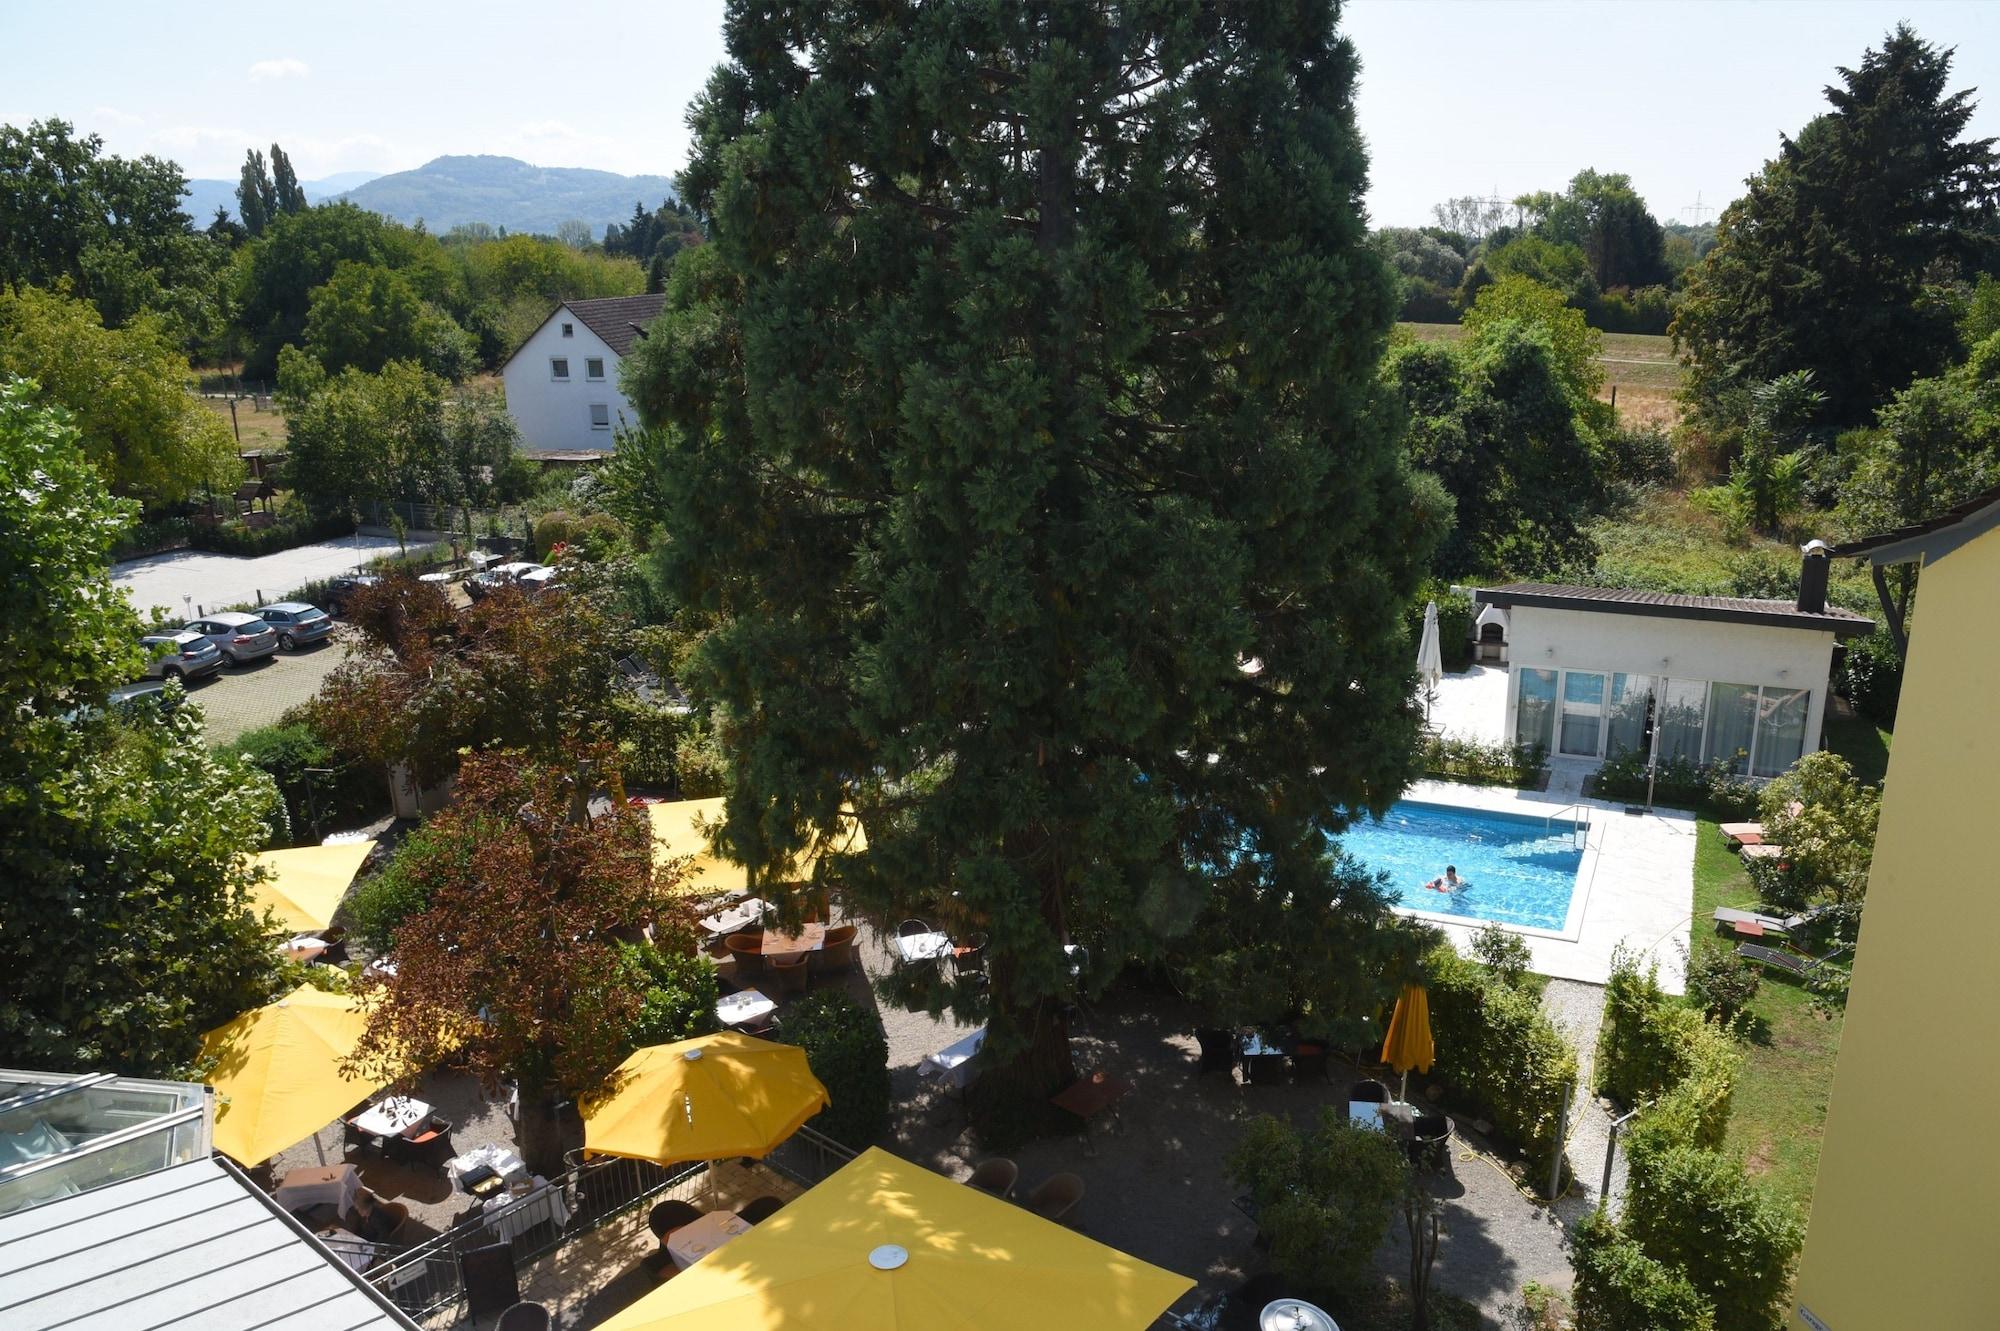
[322,575,381,616]
[253,601,335,650]
[139,628,226,682]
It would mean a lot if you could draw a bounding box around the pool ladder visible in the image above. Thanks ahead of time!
[1542,804,1589,849]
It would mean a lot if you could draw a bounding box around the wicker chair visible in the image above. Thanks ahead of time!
[1023,1173,1085,1227]
[724,933,764,977]
[966,1158,1018,1200]
[769,951,810,995]
[952,933,989,981]
[648,1199,703,1241]
[812,924,858,976]
[1350,1078,1392,1105]
[738,1195,786,1225]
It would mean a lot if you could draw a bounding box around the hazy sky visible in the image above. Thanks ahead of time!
[5,0,1998,226]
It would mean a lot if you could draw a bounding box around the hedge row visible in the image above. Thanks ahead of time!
[194,511,355,558]
[1421,943,1577,1185]
[1594,948,1738,1146]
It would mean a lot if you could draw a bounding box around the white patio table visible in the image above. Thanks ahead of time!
[667,1209,751,1270]
[917,1026,986,1090]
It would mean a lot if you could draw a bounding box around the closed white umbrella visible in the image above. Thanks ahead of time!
[1416,600,1444,721]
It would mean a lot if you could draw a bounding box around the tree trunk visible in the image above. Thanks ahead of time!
[516,1084,568,1180]
[967,958,1076,1140]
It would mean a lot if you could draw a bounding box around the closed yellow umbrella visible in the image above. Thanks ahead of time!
[1380,984,1436,1103]
[200,984,388,1164]
[596,1145,1192,1331]
[583,1033,829,1166]
[249,839,376,933]
[646,799,866,894]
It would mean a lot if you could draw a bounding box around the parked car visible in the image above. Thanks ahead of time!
[182,612,279,667]
[467,562,551,601]
[253,601,335,650]
[139,629,226,682]
[322,575,381,616]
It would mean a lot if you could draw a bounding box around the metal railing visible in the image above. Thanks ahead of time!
[1542,803,1589,848]
[364,1126,859,1323]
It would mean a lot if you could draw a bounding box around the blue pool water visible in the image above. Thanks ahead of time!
[1336,801,1586,930]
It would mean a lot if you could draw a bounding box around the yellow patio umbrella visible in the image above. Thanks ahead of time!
[200,984,388,1164]
[646,798,866,895]
[583,1032,830,1166]
[596,1145,1193,1331]
[249,839,376,933]
[1380,983,1436,1103]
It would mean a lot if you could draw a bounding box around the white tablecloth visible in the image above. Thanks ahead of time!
[448,1143,530,1193]
[316,1227,375,1273]
[667,1209,750,1270]
[716,989,777,1028]
[484,1176,572,1242]
[284,936,327,963]
[918,1026,986,1090]
[700,898,771,935]
[351,1096,430,1139]
[275,1164,360,1217]
[896,932,952,963]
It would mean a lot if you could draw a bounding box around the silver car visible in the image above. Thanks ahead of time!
[183,612,279,667]
[139,629,225,682]
[253,601,335,650]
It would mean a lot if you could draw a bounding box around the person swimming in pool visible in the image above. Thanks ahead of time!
[1424,865,1465,893]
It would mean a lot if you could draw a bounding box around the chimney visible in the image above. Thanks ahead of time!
[1797,539,1832,614]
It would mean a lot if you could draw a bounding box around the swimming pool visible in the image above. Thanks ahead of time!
[1336,801,1587,931]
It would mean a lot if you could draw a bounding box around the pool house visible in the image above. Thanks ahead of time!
[1472,546,1872,778]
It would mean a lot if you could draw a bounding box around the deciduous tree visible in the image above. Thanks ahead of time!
[625,0,1441,1119]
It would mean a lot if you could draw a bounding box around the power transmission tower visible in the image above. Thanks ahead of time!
[1681,192,1714,227]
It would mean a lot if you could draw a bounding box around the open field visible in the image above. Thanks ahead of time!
[204,395,288,450]
[1398,321,1683,428]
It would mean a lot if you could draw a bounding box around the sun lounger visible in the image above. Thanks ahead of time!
[1736,941,1850,977]
[1740,843,1785,860]
[1711,903,1834,937]
[1719,822,1765,846]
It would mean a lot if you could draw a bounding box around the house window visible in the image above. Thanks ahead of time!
[550,358,570,381]
[585,358,605,381]
[1515,668,1557,753]
[561,322,574,337]
[1558,671,1607,757]
[589,403,611,431]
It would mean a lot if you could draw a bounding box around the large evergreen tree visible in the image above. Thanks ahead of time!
[237,148,275,237]
[1674,25,2000,427]
[626,0,1441,1115]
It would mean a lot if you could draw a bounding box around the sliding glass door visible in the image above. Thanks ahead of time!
[1654,678,1708,765]
[1516,668,1557,753]
[1559,671,1607,757]
[1752,687,1811,778]
[1604,673,1655,758]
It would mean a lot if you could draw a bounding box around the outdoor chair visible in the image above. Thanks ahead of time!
[341,1115,380,1157]
[1349,1079,1392,1105]
[898,918,933,939]
[812,925,858,976]
[725,933,765,977]
[358,1199,411,1244]
[318,926,350,967]
[1194,1029,1238,1077]
[769,951,811,995]
[459,1242,521,1322]
[966,1158,1018,1200]
[739,1195,786,1225]
[1023,1173,1086,1228]
[739,1014,782,1038]
[648,1199,703,1241]
[952,933,989,983]
[1712,903,1835,938]
[1407,1113,1454,1173]
[495,1304,553,1331]
[1244,1053,1288,1087]
[1291,1041,1330,1084]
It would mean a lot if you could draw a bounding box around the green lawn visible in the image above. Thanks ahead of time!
[1691,821,1845,1214]
[1821,708,1892,787]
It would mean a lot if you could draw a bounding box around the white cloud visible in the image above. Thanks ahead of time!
[144,125,402,179]
[247,57,310,82]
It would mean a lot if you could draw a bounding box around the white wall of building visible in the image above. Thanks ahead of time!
[1501,604,1841,772]
[500,306,637,454]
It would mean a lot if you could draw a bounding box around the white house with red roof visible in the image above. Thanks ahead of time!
[500,293,666,456]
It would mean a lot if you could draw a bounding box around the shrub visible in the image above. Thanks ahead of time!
[1840,627,1902,727]
[1423,943,1577,1182]
[110,515,193,560]
[1622,1142,1804,1331]
[1470,924,1540,993]
[220,719,385,841]
[1570,1210,1715,1331]
[1594,950,1738,1145]
[1417,735,1545,788]
[1228,1110,1408,1298]
[779,991,891,1150]
[618,941,719,1051]
[346,822,478,952]
[1682,943,1761,1022]
[1586,749,1757,821]
[194,510,355,557]
[1603,423,1678,491]
[1758,751,1879,911]
[1512,1282,1575,1331]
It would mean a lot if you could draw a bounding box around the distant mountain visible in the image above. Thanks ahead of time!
[179,171,381,224]
[333,156,677,239]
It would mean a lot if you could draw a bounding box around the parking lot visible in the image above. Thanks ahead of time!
[184,635,351,746]
[111,535,407,619]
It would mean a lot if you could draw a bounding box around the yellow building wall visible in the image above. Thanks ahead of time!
[1793,526,2000,1329]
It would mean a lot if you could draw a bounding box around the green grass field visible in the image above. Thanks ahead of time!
[1397,321,1683,425]
[206,397,287,451]
[1690,823,1845,1214]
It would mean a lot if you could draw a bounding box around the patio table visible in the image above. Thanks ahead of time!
[700,898,772,936]
[715,989,778,1029]
[759,923,826,957]
[896,931,953,964]
[447,1142,530,1194]
[918,1026,986,1090]
[275,1163,360,1218]
[484,1175,572,1242]
[283,935,327,963]
[351,1095,431,1140]
[1051,1071,1132,1156]
[316,1225,375,1273]
[667,1209,750,1270]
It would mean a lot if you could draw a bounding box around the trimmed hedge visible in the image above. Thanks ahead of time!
[1621,1138,1804,1331]
[1422,943,1577,1184]
[779,991,891,1151]
[1228,1110,1408,1298]
[1594,950,1737,1146]
[1586,749,1757,821]
[1571,1210,1715,1331]
[195,511,355,557]
[1417,736,1545,789]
